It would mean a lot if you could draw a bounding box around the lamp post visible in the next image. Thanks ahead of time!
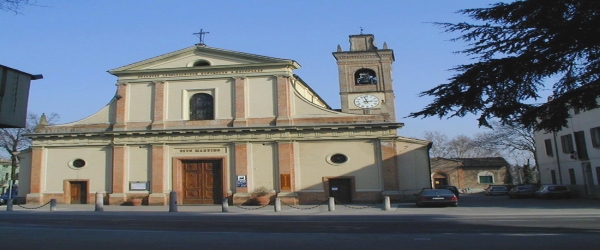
[8,151,19,199]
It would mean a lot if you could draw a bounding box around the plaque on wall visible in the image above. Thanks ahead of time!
[130,181,149,191]
[280,174,291,190]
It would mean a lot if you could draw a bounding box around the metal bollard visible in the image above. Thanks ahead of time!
[222,198,229,212]
[169,191,178,212]
[383,196,391,211]
[95,192,104,212]
[328,197,335,211]
[274,198,281,212]
[50,199,57,211]
[6,199,13,211]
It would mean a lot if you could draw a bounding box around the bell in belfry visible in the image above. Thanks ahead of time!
[356,72,377,85]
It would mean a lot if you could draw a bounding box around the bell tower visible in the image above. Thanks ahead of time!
[332,34,396,121]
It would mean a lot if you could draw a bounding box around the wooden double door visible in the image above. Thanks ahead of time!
[182,160,222,204]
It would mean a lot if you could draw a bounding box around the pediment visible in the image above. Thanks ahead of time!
[109,45,298,75]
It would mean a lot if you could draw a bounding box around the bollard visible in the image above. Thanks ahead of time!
[50,199,57,211]
[169,191,178,212]
[95,192,104,212]
[274,198,281,212]
[6,199,13,211]
[383,196,391,211]
[328,197,335,211]
[222,198,229,212]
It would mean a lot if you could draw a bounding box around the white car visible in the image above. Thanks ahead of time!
[484,186,508,196]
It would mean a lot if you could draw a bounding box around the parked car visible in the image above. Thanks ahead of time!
[535,185,571,199]
[0,188,18,205]
[436,185,460,199]
[415,189,458,207]
[484,185,509,196]
[508,185,536,199]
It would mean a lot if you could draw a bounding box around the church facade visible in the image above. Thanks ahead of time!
[20,34,432,205]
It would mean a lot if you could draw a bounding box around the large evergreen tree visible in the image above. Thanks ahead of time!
[409,0,600,132]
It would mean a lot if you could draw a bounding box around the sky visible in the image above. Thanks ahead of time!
[1,0,514,140]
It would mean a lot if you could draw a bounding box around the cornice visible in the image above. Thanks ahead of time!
[29,123,404,146]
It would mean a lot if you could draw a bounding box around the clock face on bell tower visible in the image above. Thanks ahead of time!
[353,95,380,109]
[332,34,396,121]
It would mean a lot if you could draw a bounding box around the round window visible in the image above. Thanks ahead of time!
[70,159,86,168]
[329,154,348,164]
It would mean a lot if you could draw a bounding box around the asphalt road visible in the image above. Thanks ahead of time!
[1,194,599,250]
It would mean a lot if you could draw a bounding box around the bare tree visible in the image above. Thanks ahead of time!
[424,131,502,159]
[0,0,37,13]
[476,120,536,167]
[0,113,59,181]
[423,131,451,158]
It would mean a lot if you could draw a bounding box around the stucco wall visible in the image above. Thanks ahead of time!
[395,141,431,193]
[249,143,276,190]
[247,77,276,118]
[297,140,381,191]
[44,147,112,192]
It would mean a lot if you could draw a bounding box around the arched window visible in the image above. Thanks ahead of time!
[478,171,494,184]
[193,60,211,67]
[354,68,377,85]
[190,93,214,120]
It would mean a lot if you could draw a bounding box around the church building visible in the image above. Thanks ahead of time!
[20,34,432,205]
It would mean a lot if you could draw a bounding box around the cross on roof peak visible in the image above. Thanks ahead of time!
[193,29,210,45]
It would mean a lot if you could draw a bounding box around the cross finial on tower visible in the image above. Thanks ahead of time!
[193,29,210,45]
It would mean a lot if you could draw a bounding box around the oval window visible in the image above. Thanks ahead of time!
[70,159,86,168]
[330,154,348,164]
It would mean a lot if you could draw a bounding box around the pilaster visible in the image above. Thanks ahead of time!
[149,144,167,205]
[275,76,293,125]
[277,142,295,192]
[233,77,248,126]
[380,140,399,189]
[109,145,127,204]
[114,83,128,131]
[26,147,44,204]
[234,143,249,193]
[232,143,250,205]
[151,81,166,130]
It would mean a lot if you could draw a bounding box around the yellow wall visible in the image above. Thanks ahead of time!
[297,140,381,191]
[44,147,112,192]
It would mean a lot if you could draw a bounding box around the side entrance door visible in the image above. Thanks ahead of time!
[70,181,87,204]
[434,178,448,188]
[329,178,352,203]
[182,160,222,204]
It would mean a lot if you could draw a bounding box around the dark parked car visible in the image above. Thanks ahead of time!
[535,185,571,199]
[508,185,536,199]
[437,185,460,198]
[484,185,509,196]
[415,189,458,207]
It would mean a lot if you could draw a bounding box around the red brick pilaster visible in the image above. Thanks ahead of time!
[277,142,295,191]
[275,76,293,125]
[233,77,248,126]
[234,143,249,193]
[26,147,44,204]
[111,146,127,193]
[149,145,167,205]
[380,140,399,190]
[151,81,166,130]
[114,83,128,131]
[108,146,127,204]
